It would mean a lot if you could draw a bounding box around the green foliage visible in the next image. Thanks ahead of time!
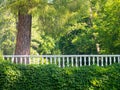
[59,29,97,54]
[5,0,42,14]
[0,53,4,62]
[0,10,16,55]
[94,0,120,54]
[0,59,120,90]
[0,0,120,55]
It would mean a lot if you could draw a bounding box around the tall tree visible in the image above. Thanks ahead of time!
[96,0,120,54]
[15,10,32,55]
[5,0,42,55]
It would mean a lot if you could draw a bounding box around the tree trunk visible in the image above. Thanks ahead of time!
[15,12,32,63]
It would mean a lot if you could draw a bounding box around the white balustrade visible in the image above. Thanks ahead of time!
[3,55,120,67]
[71,57,74,67]
[67,57,69,67]
[88,56,90,66]
[105,56,107,66]
[97,57,99,66]
[62,57,65,68]
[58,57,60,67]
[75,57,78,67]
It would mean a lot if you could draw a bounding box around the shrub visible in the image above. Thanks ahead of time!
[0,58,120,90]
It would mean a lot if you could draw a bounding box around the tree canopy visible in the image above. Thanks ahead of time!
[0,0,120,55]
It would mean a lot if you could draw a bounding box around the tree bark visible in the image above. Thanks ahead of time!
[15,12,32,63]
[15,12,32,55]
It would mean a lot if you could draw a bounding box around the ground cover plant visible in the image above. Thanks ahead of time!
[0,58,120,90]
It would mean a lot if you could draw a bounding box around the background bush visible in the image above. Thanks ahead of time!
[0,58,120,90]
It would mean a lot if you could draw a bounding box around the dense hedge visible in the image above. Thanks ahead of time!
[0,59,120,90]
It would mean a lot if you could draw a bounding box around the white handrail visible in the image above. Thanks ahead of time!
[3,55,120,67]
